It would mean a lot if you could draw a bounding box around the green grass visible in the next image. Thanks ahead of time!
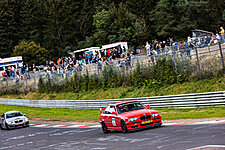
[0,76,224,122]
[0,104,99,121]
[0,104,224,121]
[1,76,224,100]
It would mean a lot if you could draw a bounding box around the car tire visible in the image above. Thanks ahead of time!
[5,123,11,130]
[155,123,162,128]
[0,124,3,130]
[121,120,127,133]
[101,122,108,134]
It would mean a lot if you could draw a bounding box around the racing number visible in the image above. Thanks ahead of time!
[112,117,116,126]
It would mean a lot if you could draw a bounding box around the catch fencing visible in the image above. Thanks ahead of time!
[0,71,75,93]
[0,42,225,93]
[0,91,224,109]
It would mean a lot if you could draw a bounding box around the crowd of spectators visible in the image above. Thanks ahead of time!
[145,27,225,61]
[1,65,33,82]
[1,45,139,81]
[1,27,225,81]
[43,45,140,75]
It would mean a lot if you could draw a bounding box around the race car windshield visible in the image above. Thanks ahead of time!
[116,102,146,114]
[6,112,23,118]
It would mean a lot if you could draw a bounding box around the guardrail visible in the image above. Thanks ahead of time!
[0,91,224,109]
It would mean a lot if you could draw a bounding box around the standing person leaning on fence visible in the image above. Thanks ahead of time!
[145,41,151,56]
[220,27,225,43]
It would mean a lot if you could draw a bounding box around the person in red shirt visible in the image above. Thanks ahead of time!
[107,49,110,57]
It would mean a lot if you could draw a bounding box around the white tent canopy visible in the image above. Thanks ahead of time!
[70,42,128,57]
[73,48,89,54]
[101,42,128,50]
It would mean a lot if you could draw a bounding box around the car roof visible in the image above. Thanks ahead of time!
[112,100,139,106]
[5,111,21,114]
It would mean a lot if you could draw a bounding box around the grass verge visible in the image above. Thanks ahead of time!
[0,104,224,121]
[0,76,224,100]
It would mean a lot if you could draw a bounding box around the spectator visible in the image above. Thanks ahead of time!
[145,42,151,56]
[185,41,190,57]
[215,33,221,44]
[180,42,186,59]
[123,46,126,56]
[133,45,136,55]
[125,53,131,69]
[219,27,225,43]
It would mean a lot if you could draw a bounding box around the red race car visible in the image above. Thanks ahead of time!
[100,100,162,133]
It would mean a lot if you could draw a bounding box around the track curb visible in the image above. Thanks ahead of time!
[30,119,225,128]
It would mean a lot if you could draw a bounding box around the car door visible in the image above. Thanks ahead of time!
[101,106,111,127]
[104,105,117,129]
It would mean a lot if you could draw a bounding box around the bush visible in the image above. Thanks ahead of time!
[38,77,45,93]
[36,57,219,94]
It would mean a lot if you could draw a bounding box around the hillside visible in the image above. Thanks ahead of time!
[1,75,224,100]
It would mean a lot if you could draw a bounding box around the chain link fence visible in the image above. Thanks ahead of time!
[0,42,224,94]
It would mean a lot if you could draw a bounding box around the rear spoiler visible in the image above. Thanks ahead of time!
[100,107,107,114]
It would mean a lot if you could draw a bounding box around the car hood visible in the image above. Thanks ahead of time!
[6,116,27,122]
[119,108,158,119]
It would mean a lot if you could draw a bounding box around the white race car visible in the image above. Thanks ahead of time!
[0,111,29,130]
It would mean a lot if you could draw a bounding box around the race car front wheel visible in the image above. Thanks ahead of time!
[0,124,3,130]
[5,123,11,130]
[102,122,108,134]
[121,120,127,133]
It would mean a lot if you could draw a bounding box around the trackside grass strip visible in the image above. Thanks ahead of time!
[0,104,224,121]
[1,76,224,100]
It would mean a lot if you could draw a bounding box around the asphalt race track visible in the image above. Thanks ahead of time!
[0,123,225,150]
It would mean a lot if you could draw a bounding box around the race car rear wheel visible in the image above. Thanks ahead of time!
[121,120,127,133]
[102,122,108,134]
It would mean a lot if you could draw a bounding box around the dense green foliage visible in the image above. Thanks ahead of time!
[1,74,224,100]
[36,58,224,94]
[0,0,224,62]
[38,59,185,93]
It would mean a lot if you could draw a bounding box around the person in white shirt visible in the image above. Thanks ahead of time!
[145,41,151,56]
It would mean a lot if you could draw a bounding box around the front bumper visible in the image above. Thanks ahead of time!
[126,117,162,130]
[8,121,29,128]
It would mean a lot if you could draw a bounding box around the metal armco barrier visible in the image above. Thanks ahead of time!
[0,91,224,109]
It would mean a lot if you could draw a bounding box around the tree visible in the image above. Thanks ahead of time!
[19,0,47,45]
[149,0,179,40]
[0,0,20,58]
[91,3,138,46]
[13,41,47,65]
[42,0,83,60]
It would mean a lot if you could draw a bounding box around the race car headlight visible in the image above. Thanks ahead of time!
[7,121,13,124]
[127,117,138,122]
[24,118,28,122]
[152,113,160,117]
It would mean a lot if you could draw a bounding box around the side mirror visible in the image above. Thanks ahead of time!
[146,104,150,108]
[24,114,26,116]
[111,111,116,115]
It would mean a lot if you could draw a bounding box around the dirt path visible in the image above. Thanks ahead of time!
[29,117,225,125]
